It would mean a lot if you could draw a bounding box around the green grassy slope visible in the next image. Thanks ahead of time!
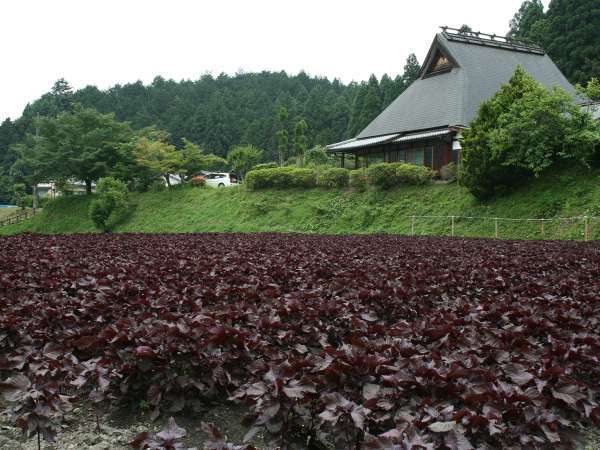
[2,166,599,240]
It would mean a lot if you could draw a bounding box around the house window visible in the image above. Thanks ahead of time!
[406,148,424,166]
[369,152,385,165]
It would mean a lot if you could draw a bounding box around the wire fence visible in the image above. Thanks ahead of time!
[0,208,36,228]
[402,214,600,241]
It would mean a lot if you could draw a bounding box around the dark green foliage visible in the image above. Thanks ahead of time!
[316,168,349,188]
[304,145,333,167]
[459,67,600,199]
[12,183,28,209]
[293,119,308,166]
[440,162,457,182]
[0,119,19,203]
[2,63,424,197]
[275,106,289,166]
[251,162,279,171]
[402,53,422,86]
[366,163,434,189]
[89,177,128,231]
[508,0,600,84]
[22,106,133,193]
[543,0,600,84]
[576,77,600,101]
[507,0,546,43]
[227,145,263,180]
[245,167,317,190]
[349,169,367,191]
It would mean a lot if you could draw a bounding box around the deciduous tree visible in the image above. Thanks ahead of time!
[459,66,600,199]
[19,106,132,194]
[132,132,183,188]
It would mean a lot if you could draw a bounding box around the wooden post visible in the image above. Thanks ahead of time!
[411,216,415,235]
[584,216,589,242]
[451,216,455,237]
[540,219,544,239]
[494,218,499,239]
[355,154,358,169]
[340,153,345,169]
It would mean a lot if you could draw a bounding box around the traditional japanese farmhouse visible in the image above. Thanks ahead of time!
[327,27,578,171]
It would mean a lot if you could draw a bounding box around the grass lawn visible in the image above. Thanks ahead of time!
[1,164,599,240]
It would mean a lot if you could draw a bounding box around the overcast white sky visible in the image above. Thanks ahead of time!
[0,0,546,122]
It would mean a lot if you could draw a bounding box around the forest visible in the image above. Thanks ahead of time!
[0,55,419,204]
[0,0,598,204]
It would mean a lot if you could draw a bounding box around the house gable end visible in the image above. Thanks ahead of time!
[420,36,460,78]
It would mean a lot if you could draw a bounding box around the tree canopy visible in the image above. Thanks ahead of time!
[227,145,263,180]
[459,66,600,199]
[508,0,600,84]
[20,106,133,193]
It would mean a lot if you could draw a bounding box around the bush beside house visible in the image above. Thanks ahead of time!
[245,167,317,190]
[349,170,367,191]
[316,168,349,188]
[366,163,435,189]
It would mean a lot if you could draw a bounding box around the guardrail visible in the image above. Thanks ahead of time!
[0,208,37,227]
[405,214,599,241]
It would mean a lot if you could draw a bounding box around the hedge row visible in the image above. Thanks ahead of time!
[245,163,435,190]
[245,167,317,189]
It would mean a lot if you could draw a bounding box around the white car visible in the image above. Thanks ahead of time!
[201,172,238,187]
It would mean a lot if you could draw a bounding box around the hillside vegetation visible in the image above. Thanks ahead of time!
[2,166,599,240]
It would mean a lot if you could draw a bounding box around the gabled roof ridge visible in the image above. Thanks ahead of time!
[440,27,545,55]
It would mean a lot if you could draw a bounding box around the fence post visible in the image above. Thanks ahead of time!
[494,218,499,239]
[540,219,544,239]
[451,216,455,237]
[584,216,589,242]
[411,216,415,235]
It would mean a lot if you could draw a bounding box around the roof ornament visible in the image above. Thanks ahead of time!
[440,26,545,55]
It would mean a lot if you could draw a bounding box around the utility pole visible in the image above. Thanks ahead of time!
[32,113,40,210]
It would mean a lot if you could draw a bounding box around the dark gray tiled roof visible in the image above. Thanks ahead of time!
[357,33,577,139]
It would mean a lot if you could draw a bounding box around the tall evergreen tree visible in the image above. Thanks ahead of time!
[276,106,289,166]
[507,0,545,43]
[543,0,600,84]
[402,54,421,87]
[50,78,75,112]
[358,75,383,132]
[293,119,308,166]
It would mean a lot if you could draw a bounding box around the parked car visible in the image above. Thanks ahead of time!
[200,172,238,187]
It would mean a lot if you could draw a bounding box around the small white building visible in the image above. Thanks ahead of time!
[35,180,96,198]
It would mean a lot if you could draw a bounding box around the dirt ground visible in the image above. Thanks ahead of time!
[0,400,598,449]
[0,400,257,450]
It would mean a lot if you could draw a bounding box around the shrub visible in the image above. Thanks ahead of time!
[459,66,600,199]
[190,175,206,187]
[89,177,128,232]
[19,195,33,208]
[305,145,333,167]
[366,163,434,189]
[316,168,349,188]
[365,164,399,189]
[227,145,263,180]
[349,170,367,191]
[149,179,166,192]
[394,163,435,185]
[37,196,54,208]
[251,162,279,171]
[245,167,316,190]
[439,162,457,181]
